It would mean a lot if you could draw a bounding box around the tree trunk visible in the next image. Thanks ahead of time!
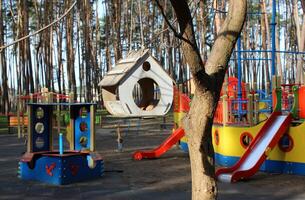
[66,0,77,100]
[262,0,271,88]
[167,1,247,199]
[293,0,305,84]
[0,0,9,114]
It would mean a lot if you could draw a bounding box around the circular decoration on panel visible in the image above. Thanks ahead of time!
[278,134,294,152]
[79,122,88,132]
[35,137,45,149]
[142,61,151,71]
[35,122,45,134]
[80,107,88,118]
[214,130,220,145]
[240,132,253,149]
[79,136,88,147]
[36,107,44,119]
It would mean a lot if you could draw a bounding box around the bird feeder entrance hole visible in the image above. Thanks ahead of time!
[132,78,161,111]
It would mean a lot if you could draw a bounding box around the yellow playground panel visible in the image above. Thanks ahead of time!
[213,121,305,175]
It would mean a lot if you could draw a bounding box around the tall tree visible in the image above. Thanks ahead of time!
[293,0,305,84]
[65,0,77,100]
[17,0,34,95]
[80,0,95,101]
[0,0,9,114]
[164,0,247,199]
[112,0,122,61]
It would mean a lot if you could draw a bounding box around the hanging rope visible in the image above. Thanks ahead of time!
[0,0,78,52]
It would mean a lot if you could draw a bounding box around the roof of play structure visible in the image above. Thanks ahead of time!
[99,49,154,87]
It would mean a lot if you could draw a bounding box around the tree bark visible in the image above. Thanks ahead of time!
[167,1,247,199]
[293,0,305,84]
[66,0,77,100]
[0,0,9,114]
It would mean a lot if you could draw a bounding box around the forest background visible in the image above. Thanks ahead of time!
[0,0,304,114]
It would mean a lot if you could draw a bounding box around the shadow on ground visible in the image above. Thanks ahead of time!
[0,120,305,200]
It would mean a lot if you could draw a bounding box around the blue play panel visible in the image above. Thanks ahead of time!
[19,103,104,185]
[19,151,104,185]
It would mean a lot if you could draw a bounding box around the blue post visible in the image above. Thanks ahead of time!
[59,133,64,155]
[271,0,276,79]
[271,0,277,107]
[237,37,242,119]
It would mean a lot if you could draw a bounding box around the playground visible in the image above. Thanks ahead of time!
[1,0,305,199]
[1,118,305,200]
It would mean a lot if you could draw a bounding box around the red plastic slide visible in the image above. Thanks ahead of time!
[216,111,292,183]
[133,128,185,160]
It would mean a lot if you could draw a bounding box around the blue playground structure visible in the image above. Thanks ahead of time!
[18,103,104,185]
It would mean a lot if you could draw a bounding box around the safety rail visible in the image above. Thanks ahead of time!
[213,85,302,126]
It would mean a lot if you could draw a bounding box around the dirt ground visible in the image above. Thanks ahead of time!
[1,117,305,200]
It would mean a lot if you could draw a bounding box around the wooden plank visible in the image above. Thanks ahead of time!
[49,106,53,151]
[69,109,75,150]
[27,105,33,153]
[17,96,21,138]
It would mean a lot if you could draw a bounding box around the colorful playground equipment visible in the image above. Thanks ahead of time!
[97,4,305,183]
[18,103,104,185]
[133,87,190,160]
[214,76,305,182]
[5,88,74,138]
[216,109,292,182]
[133,127,185,160]
[132,72,305,183]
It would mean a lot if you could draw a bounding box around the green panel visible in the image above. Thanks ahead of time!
[291,86,299,119]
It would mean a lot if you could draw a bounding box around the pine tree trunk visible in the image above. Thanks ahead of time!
[0,0,9,114]
[66,0,77,100]
[293,0,305,84]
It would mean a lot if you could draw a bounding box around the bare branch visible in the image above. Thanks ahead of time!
[154,0,197,50]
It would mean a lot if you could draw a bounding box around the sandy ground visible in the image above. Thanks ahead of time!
[1,117,305,200]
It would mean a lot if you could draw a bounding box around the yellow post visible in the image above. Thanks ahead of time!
[254,94,259,125]
[27,105,32,152]
[247,94,253,126]
[276,76,281,88]
[68,92,74,150]
[272,75,281,89]
[253,82,257,92]
[272,76,277,90]
[41,88,48,103]
[47,92,53,103]
[223,74,228,94]
[229,96,234,123]
[69,92,74,103]
[17,96,21,138]
[222,95,228,125]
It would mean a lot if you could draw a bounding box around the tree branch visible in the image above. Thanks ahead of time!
[0,0,78,51]
[154,0,198,50]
